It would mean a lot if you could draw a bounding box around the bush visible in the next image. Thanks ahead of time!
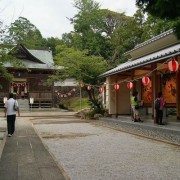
[168,108,176,115]
[85,111,96,119]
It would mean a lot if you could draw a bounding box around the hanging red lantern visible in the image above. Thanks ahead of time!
[142,77,150,86]
[79,83,84,87]
[68,93,71,96]
[114,84,120,90]
[127,82,133,89]
[87,85,91,90]
[72,88,76,92]
[167,60,179,72]
[99,87,104,93]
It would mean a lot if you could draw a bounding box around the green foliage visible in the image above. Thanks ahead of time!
[136,0,180,20]
[141,14,176,41]
[168,108,176,115]
[54,45,107,85]
[64,97,90,111]
[136,0,180,39]
[41,37,64,55]
[85,110,96,119]
[4,17,44,48]
[51,44,107,111]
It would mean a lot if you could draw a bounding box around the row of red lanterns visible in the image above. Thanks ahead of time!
[79,59,179,92]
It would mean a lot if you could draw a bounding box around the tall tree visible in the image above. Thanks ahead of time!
[136,0,180,38]
[4,17,44,48]
[51,44,108,112]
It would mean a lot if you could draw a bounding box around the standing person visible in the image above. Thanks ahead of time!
[131,91,143,122]
[4,93,20,137]
[155,92,165,125]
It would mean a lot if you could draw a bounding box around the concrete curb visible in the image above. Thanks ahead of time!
[31,122,71,180]
[93,118,180,146]
[0,131,7,159]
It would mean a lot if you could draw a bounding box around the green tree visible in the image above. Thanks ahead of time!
[0,20,15,85]
[71,0,112,59]
[141,14,176,41]
[51,44,108,111]
[4,17,44,48]
[136,0,180,38]
[41,37,63,55]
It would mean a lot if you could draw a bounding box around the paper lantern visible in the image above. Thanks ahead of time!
[127,82,133,89]
[72,88,76,92]
[167,60,179,72]
[142,77,150,86]
[114,84,120,90]
[99,87,104,93]
[79,83,84,87]
[87,85,91,90]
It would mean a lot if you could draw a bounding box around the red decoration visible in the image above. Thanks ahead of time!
[72,88,76,92]
[99,87,104,93]
[114,84,120,90]
[142,77,150,86]
[79,83,84,87]
[68,93,71,96]
[127,82,133,89]
[167,60,179,72]
[87,85,91,90]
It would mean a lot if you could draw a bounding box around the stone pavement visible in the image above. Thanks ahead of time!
[0,113,69,180]
[0,110,179,180]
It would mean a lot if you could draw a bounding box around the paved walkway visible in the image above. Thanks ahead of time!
[0,115,68,180]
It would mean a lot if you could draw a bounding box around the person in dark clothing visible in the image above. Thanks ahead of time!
[155,92,165,125]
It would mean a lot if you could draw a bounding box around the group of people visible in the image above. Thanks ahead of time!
[3,90,166,137]
[4,93,20,137]
[131,90,165,125]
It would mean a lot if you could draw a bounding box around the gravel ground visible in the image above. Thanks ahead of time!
[34,120,180,180]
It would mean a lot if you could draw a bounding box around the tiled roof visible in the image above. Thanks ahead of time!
[28,49,54,65]
[99,43,180,78]
[124,29,174,56]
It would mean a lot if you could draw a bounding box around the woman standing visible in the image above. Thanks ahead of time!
[155,92,165,125]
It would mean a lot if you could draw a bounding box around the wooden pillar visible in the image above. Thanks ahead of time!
[52,81,55,107]
[115,89,118,118]
[151,63,158,123]
[115,77,118,118]
[176,71,180,119]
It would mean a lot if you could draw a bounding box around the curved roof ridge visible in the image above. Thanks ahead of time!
[20,44,45,64]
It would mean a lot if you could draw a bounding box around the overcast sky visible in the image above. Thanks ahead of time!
[0,0,137,38]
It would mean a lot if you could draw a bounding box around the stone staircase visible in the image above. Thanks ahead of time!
[17,99,30,111]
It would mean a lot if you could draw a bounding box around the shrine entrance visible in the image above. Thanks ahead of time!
[10,80,29,99]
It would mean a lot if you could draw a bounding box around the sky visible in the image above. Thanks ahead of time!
[0,0,137,38]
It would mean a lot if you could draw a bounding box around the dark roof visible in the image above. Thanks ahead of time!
[124,29,174,56]
[99,43,180,78]
[4,44,61,70]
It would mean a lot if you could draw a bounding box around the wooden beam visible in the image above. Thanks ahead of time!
[152,63,158,123]
[176,71,180,119]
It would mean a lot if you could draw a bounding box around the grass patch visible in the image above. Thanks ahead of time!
[64,97,90,112]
